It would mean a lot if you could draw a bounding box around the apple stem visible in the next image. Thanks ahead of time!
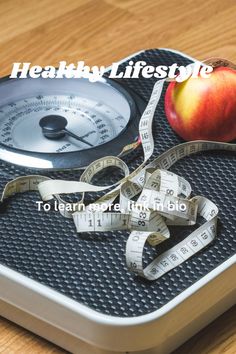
[203,57,236,70]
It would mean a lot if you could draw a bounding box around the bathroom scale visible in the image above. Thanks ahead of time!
[0,48,235,354]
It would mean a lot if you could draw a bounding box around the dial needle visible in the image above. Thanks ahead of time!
[39,115,93,148]
[63,129,93,147]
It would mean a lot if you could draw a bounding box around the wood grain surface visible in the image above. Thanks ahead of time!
[0,0,235,353]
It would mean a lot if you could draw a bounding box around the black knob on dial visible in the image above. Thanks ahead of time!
[39,115,67,139]
[39,114,93,147]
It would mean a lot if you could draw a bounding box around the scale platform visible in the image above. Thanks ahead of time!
[0,49,235,354]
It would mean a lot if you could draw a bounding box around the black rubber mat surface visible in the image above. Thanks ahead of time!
[0,49,235,317]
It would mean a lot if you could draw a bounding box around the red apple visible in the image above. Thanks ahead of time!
[164,66,236,142]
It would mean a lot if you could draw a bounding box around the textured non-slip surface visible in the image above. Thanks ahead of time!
[0,49,235,317]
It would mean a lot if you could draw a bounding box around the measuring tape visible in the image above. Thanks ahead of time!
[1,70,236,281]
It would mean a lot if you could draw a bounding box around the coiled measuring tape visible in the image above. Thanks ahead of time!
[1,67,236,281]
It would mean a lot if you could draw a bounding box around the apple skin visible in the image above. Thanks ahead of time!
[164,67,236,142]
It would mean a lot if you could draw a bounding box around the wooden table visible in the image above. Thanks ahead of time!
[0,0,235,353]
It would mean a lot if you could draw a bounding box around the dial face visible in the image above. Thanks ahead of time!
[0,75,141,169]
[0,95,128,153]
